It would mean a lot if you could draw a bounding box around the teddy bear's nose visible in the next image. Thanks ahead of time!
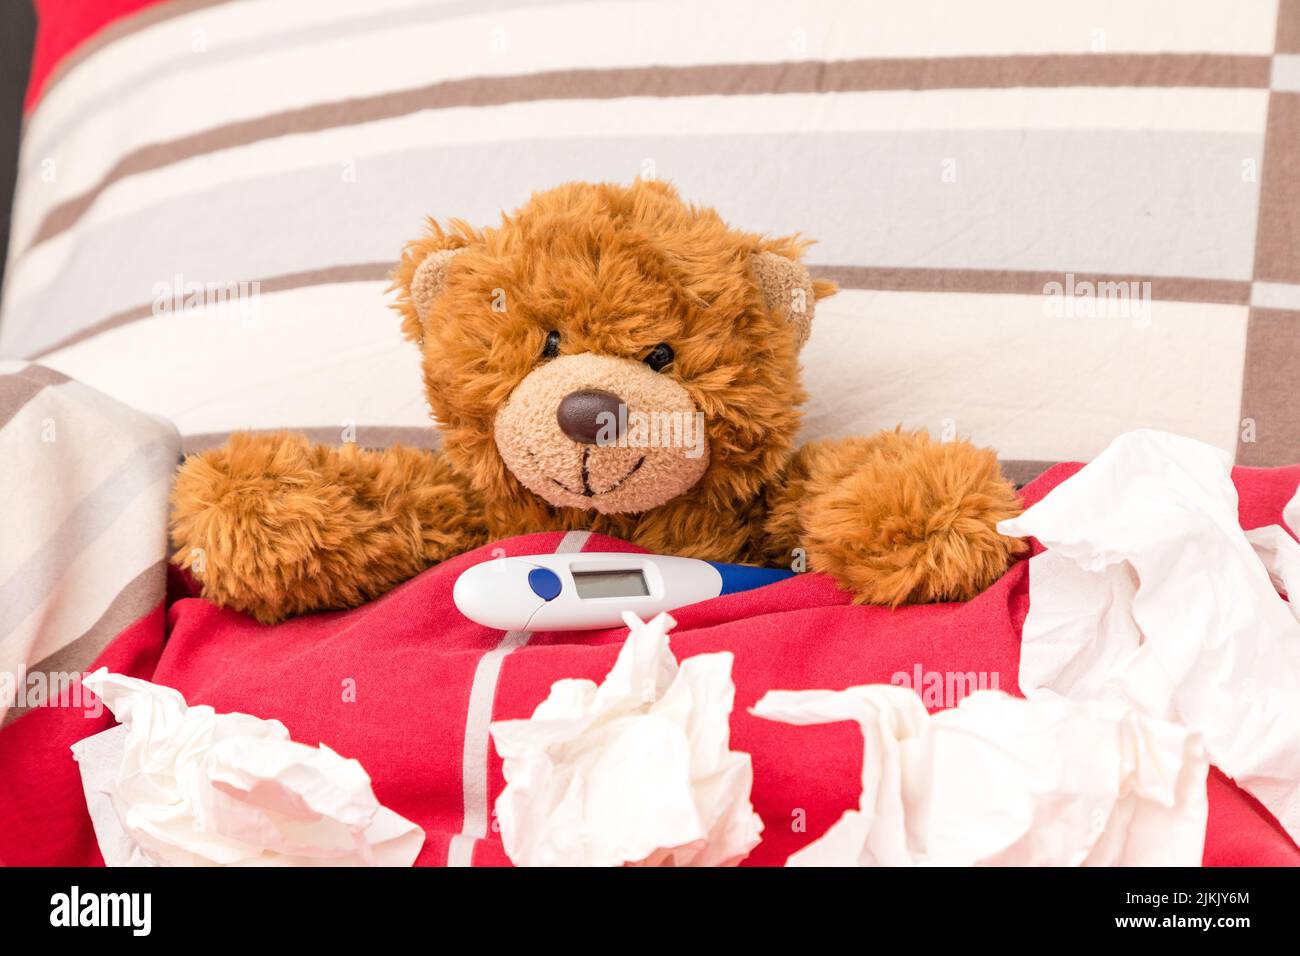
[556,389,624,444]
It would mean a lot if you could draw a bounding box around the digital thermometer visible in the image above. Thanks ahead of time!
[453,552,794,631]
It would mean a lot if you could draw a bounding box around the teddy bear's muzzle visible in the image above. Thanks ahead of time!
[493,353,710,515]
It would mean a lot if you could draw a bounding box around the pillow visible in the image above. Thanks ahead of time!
[2,0,1296,475]
[0,361,178,727]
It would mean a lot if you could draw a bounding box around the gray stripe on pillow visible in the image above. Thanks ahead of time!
[0,437,175,640]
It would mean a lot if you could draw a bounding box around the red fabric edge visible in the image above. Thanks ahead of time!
[26,0,173,112]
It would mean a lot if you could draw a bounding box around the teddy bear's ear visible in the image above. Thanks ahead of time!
[751,251,831,350]
[391,242,465,345]
[410,248,462,327]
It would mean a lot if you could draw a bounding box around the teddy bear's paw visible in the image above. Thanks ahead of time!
[802,432,1027,605]
[169,432,393,623]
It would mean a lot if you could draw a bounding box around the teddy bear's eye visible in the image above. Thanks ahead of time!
[542,330,561,360]
[644,343,674,372]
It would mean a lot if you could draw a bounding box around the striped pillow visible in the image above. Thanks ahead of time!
[0,361,178,726]
[1,0,1297,476]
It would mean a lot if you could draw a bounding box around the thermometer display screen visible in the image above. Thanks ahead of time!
[571,569,649,599]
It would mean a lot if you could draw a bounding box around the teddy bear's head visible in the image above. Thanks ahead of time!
[391,180,835,517]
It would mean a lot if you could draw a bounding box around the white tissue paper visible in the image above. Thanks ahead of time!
[751,685,1206,866]
[998,429,1300,840]
[1285,481,1300,538]
[71,669,424,866]
[489,611,763,867]
[1245,524,1300,620]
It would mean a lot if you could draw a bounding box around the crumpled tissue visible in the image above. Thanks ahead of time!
[751,685,1206,866]
[1285,479,1300,538]
[1245,523,1300,621]
[489,611,763,867]
[998,429,1300,839]
[72,669,424,866]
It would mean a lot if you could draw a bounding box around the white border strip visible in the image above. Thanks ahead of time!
[1251,281,1300,311]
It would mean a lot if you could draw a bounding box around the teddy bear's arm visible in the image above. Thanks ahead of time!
[169,432,486,624]
[755,430,1027,604]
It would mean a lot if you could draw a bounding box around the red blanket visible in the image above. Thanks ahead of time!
[2,463,1298,866]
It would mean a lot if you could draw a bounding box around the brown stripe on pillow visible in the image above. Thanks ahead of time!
[1236,307,1300,466]
[0,367,179,725]
[23,52,1274,250]
[0,363,70,428]
[29,262,393,359]
[1278,0,1300,54]
[1235,2,1300,466]
[0,437,177,638]
[0,560,165,727]
[22,260,1260,368]
[1253,92,1300,285]
[814,267,1252,305]
[1000,460,1059,488]
[183,425,439,456]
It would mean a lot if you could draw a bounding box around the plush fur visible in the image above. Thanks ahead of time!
[171,180,1026,624]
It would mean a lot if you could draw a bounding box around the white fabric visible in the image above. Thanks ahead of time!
[1284,482,1300,537]
[489,611,763,867]
[73,670,424,866]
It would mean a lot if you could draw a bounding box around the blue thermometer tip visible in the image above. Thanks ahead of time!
[705,561,796,595]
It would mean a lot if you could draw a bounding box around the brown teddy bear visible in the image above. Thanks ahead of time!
[170,180,1025,624]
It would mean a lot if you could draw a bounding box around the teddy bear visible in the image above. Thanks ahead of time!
[170,180,1026,624]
